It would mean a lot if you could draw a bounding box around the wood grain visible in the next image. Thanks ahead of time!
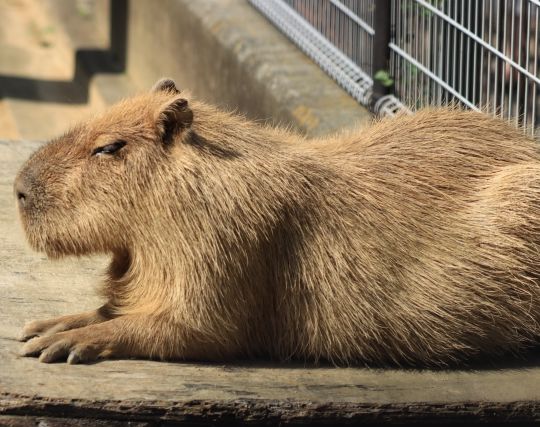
[1,140,539,425]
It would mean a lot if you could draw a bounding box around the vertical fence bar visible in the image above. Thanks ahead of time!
[371,0,392,108]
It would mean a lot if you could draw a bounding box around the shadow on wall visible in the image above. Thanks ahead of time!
[0,0,128,104]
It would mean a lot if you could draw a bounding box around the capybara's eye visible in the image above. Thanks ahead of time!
[92,140,127,157]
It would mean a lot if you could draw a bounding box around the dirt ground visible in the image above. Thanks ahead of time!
[0,0,106,140]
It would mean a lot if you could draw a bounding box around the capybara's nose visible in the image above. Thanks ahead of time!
[14,176,29,208]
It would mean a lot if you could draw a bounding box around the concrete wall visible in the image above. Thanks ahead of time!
[125,0,370,137]
[43,0,109,50]
[43,0,370,137]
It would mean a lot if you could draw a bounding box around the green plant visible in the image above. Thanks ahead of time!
[374,70,394,87]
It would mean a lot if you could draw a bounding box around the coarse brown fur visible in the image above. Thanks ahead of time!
[15,79,540,366]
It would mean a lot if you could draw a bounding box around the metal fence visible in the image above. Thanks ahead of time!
[249,0,540,139]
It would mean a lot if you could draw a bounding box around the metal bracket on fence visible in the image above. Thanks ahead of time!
[249,0,373,106]
[373,94,411,117]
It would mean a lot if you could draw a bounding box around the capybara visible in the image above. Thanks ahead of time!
[15,78,540,366]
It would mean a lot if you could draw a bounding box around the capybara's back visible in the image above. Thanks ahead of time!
[274,109,540,365]
[16,80,540,366]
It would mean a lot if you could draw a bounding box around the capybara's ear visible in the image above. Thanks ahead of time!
[152,78,180,94]
[156,97,193,144]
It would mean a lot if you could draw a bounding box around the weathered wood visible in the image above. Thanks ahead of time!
[2,393,540,426]
[0,414,152,427]
[1,140,540,425]
[1,394,540,426]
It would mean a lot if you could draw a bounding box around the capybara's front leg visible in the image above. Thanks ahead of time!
[20,314,160,363]
[19,306,113,342]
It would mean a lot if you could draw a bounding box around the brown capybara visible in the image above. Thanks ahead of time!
[15,78,540,366]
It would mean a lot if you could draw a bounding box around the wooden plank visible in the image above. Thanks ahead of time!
[0,414,152,427]
[1,140,540,425]
[2,394,540,426]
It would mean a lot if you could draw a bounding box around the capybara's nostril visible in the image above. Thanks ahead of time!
[14,178,30,208]
[17,191,27,206]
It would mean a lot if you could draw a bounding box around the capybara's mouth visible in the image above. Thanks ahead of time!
[17,214,71,259]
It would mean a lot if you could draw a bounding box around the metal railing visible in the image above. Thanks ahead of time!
[250,0,540,139]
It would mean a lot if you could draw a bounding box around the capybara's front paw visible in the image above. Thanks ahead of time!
[19,309,111,342]
[20,324,117,364]
[19,319,52,342]
[19,318,74,342]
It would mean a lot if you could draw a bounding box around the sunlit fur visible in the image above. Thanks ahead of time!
[15,82,540,366]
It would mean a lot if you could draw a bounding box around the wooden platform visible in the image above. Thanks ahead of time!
[1,140,539,426]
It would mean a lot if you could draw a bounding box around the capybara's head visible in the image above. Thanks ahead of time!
[14,79,193,257]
